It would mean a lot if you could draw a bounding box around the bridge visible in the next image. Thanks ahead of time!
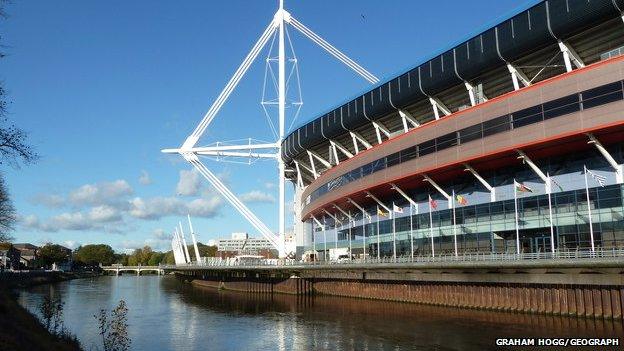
[101,265,164,276]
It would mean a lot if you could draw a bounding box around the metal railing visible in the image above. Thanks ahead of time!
[160,248,624,269]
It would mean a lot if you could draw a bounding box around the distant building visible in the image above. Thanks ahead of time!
[0,243,21,271]
[13,243,40,268]
[215,233,276,258]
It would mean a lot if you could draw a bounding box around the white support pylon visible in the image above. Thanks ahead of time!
[463,164,496,202]
[422,175,451,200]
[516,150,551,193]
[398,110,419,133]
[587,133,623,184]
[365,191,392,217]
[187,214,202,263]
[558,41,585,73]
[178,222,192,263]
[390,183,418,212]
[163,1,378,258]
[507,63,531,90]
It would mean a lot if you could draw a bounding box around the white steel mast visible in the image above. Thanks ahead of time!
[277,0,287,256]
[163,0,378,258]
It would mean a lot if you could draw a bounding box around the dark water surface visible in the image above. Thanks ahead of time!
[17,276,623,350]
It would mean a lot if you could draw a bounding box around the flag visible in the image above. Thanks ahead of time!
[456,194,467,205]
[514,181,533,193]
[429,197,438,209]
[392,204,403,214]
[587,169,606,187]
[377,208,388,217]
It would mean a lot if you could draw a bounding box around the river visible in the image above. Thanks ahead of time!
[17,276,623,350]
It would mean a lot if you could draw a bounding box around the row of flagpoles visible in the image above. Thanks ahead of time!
[315,165,609,261]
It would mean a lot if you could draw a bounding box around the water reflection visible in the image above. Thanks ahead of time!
[18,276,624,351]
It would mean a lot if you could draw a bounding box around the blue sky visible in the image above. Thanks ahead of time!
[1,0,534,252]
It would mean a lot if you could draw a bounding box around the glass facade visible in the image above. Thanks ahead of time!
[306,80,624,205]
[304,150,624,259]
[307,184,624,258]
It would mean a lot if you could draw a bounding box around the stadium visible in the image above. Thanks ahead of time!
[283,0,624,260]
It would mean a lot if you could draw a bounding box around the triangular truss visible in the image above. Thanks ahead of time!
[162,0,378,258]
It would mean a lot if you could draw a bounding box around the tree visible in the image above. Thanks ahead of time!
[115,253,129,266]
[0,176,14,242]
[197,243,217,257]
[38,243,71,267]
[162,251,175,265]
[147,252,164,266]
[95,300,131,351]
[74,244,116,266]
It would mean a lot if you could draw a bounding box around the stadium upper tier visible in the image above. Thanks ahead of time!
[281,0,624,185]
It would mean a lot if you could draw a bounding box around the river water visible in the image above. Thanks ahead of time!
[17,276,623,350]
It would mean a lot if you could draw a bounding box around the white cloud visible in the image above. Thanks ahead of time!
[63,240,79,249]
[68,180,133,206]
[32,194,65,208]
[20,206,125,233]
[239,190,275,204]
[88,205,122,223]
[264,182,276,189]
[128,195,222,220]
[152,228,169,240]
[176,169,202,196]
[139,170,152,185]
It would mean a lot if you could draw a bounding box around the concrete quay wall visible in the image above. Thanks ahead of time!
[174,258,624,319]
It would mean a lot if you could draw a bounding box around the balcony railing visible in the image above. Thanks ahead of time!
[161,248,624,269]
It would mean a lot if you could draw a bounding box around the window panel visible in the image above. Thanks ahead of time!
[459,124,482,144]
[512,105,542,129]
[436,132,458,151]
[482,115,511,137]
[418,139,436,156]
[543,94,580,120]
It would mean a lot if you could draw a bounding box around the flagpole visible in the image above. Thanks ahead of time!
[312,218,316,263]
[410,202,414,262]
[452,189,458,257]
[362,209,367,261]
[348,210,352,261]
[546,173,555,255]
[584,165,596,252]
[323,216,327,261]
[335,218,338,257]
[513,180,520,255]
[392,202,397,262]
[376,205,380,260]
[429,194,435,258]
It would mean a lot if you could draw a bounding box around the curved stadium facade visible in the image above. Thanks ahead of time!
[286,0,624,260]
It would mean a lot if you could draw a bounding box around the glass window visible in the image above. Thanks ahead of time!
[400,146,418,162]
[581,81,622,100]
[418,139,436,156]
[436,132,458,151]
[386,152,401,168]
[371,158,385,172]
[512,105,542,129]
[581,81,623,109]
[482,115,511,137]
[459,124,482,144]
[543,94,580,120]
[361,162,372,176]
